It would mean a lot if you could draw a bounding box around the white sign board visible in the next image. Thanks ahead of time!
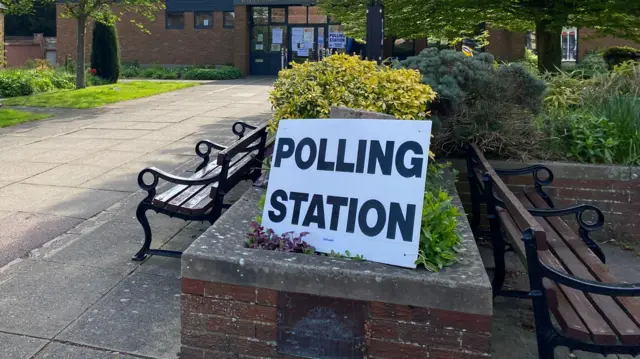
[262,119,432,268]
[296,48,309,57]
[329,32,346,49]
[272,28,283,44]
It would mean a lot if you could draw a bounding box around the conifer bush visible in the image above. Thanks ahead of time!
[91,22,120,84]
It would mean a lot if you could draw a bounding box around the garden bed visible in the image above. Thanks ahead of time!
[180,185,492,359]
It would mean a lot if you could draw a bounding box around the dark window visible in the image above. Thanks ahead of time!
[270,8,285,23]
[166,12,184,29]
[223,11,235,28]
[252,7,268,25]
[392,38,415,60]
[195,12,213,29]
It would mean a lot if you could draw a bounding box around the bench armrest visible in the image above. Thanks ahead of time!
[495,165,555,207]
[233,121,258,139]
[137,168,222,203]
[541,262,640,297]
[195,140,226,173]
[528,204,605,232]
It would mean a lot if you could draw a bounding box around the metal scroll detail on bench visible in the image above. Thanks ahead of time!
[494,165,555,208]
[132,121,268,261]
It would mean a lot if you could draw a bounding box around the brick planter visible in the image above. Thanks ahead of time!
[451,159,640,245]
[180,187,492,359]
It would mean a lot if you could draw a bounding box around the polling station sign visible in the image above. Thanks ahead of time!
[261,119,432,268]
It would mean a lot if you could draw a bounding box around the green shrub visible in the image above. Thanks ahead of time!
[182,66,243,80]
[397,48,547,159]
[520,48,539,75]
[0,69,74,97]
[564,113,619,163]
[575,52,608,78]
[120,63,141,78]
[90,22,120,84]
[269,54,436,135]
[603,46,640,69]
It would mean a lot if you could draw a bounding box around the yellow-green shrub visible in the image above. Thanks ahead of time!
[268,54,436,134]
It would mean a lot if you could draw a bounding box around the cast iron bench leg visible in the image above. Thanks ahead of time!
[132,203,152,261]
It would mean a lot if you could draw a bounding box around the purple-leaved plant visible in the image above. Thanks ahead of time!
[247,221,315,254]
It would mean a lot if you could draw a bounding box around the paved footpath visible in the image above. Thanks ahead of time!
[0,77,274,358]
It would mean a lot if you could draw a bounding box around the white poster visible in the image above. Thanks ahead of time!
[329,32,346,49]
[296,48,309,57]
[262,119,432,268]
[257,33,264,42]
[292,28,304,44]
[272,28,283,45]
[303,28,314,43]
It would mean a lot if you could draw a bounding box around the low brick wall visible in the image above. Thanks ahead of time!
[451,159,640,244]
[180,187,492,359]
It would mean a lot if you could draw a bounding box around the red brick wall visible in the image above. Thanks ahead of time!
[578,28,640,59]
[454,162,640,245]
[232,6,249,76]
[486,29,526,62]
[56,5,236,67]
[180,278,492,359]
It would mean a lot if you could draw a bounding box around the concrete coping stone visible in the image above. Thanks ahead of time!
[182,182,493,316]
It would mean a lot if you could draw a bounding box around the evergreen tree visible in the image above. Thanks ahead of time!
[91,22,120,84]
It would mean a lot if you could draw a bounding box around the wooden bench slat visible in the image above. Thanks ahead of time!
[518,194,639,344]
[496,207,528,265]
[183,187,217,215]
[526,189,640,334]
[209,151,254,199]
[543,278,591,342]
[153,160,220,208]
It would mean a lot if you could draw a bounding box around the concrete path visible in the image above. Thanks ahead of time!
[0,77,274,358]
[0,77,273,268]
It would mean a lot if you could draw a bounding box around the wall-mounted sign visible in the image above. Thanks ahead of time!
[296,48,309,57]
[272,28,283,44]
[329,32,346,49]
[262,119,432,268]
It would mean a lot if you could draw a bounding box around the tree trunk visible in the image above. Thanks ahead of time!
[76,15,87,89]
[535,19,562,73]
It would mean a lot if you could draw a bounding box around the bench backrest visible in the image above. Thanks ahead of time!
[217,122,269,191]
[467,144,547,250]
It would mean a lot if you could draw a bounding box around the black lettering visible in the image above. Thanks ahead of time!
[367,140,394,175]
[358,200,386,237]
[395,141,424,178]
[355,139,367,173]
[294,137,317,170]
[289,192,309,225]
[335,139,355,173]
[346,198,358,233]
[387,203,416,241]
[317,139,335,171]
[302,194,326,228]
[273,138,295,168]
[326,195,349,231]
[268,190,288,223]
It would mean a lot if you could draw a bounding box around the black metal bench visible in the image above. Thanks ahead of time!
[467,144,640,359]
[132,121,269,261]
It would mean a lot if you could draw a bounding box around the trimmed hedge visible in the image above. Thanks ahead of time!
[0,69,74,98]
[120,64,243,80]
[182,66,243,80]
[603,46,640,69]
[90,22,120,83]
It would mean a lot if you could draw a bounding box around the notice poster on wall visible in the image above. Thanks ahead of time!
[297,48,309,57]
[329,32,346,49]
[273,28,283,44]
[261,119,433,268]
[292,28,304,45]
[303,28,314,43]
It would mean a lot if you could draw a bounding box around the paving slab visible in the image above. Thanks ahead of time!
[23,164,112,186]
[85,121,144,129]
[0,147,96,164]
[0,161,59,182]
[79,166,143,192]
[0,183,71,212]
[72,150,144,168]
[127,122,174,131]
[37,188,130,219]
[109,140,173,154]
[0,332,49,359]
[0,181,11,189]
[58,272,181,359]
[136,226,206,278]
[63,129,151,140]
[0,260,123,338]
[25,138,124,151]
[0,212,83,267]
[43,211,188,273]
[122,153,194,171]
[35,342,139,359]
[0,135,41,149]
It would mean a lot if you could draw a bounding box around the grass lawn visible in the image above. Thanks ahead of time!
[2,81,200,109]
[0,108,51,128]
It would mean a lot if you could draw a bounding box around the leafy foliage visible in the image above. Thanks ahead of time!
[398,48,547,159]
[0,69,74,97]
[564,113,619,164]
[574,52,609,78]
[182,67,243,80]
[603,46,640,69]
[247,221,316,254]
[269,54,436,135]
[91,22,120,84]
[320,0,640,72]
[416,188,461,271]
